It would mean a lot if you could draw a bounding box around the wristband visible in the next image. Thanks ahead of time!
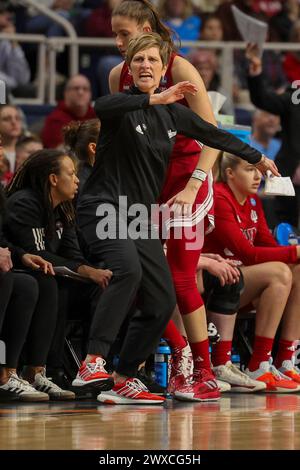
[191,168,207,182]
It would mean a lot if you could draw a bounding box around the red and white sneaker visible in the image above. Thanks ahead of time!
[168,344,193,394]
[244,359,300,393]
[174,369,221,402]
[72,357,113,393]
[278,359,300,384]
[97,378,165,405]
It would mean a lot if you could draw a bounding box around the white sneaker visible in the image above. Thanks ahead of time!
[0,373,49,402]
[32,370,75,400]
[214,361,266,393]
[216,379,231,393]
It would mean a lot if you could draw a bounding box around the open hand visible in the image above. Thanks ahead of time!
[156,81,198,105]
[245,43,262,76]
[255,155,280,177]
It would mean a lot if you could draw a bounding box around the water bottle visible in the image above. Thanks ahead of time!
[231,348,240,366]
[154,340,171,389]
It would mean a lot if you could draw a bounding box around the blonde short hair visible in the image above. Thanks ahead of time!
[125,32,172,67]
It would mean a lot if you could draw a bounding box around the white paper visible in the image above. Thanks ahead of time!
[208,91,227,114]
[54,266,90,282]
[231,5,268,57]
[264,176,295,197]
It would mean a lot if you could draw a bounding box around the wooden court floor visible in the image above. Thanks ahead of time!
[1,394,300,450]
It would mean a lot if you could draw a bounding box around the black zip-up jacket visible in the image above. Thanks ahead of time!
[248,73,300,178]
[0,186,25,265]
[5,188,86,272]
[80,87,262,211]
[0,212,25,265]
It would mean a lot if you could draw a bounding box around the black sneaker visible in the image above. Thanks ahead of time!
[46,368,72,390]
[136,367,166,396]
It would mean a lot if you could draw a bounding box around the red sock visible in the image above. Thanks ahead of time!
[211,341,232,367]
[190,338,212,374]
[274,339,295,369]
[163,320,187,352]
[247,336,274,372]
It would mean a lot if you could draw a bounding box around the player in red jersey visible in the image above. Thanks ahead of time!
[203,153,300,392]
[108,0,278,400]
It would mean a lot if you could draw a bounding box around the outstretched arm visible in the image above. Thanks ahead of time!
[169,103,279,176]
[95,82,198,120]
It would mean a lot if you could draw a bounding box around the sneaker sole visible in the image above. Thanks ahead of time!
[0,395,20,402]
[97,392,165,405]
[264,387,300,393]
[19,395,49,402]
[174,392,220,402]
[72,377,114,389]
[228,384,266,393]
[48,393,75,401]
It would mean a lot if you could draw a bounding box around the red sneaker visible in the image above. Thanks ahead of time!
[98,378,165,405]
[168,344,193,394]
[174,369,220,402]
[72,357,113,392]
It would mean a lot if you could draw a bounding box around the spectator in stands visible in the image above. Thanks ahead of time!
[251,0,282,18]
[0,105,23,173]
[270,0,300,42]
[203,153,300,391]
[250,110,281,160]
[157,0,201,55]
[200,14,224,41]
[42,74,95,149]
[0,153,12,188]
[191,0,223,14]
[283,20,300,84]
[0,3,34,98]
[63,119,99,194]
[26,0,82,37]
[83,0,123,96]
[188,48,234,114]
[246,42,300,227]
[15,134,43,171]
[5,149,113,394]
[250,110,282,229]
[215,0,267,41]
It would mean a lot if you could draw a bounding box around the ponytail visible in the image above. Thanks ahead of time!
[217,152,242,182]
[112,0,175,49]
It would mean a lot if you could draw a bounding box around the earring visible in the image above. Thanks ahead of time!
[160,75,167,86]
